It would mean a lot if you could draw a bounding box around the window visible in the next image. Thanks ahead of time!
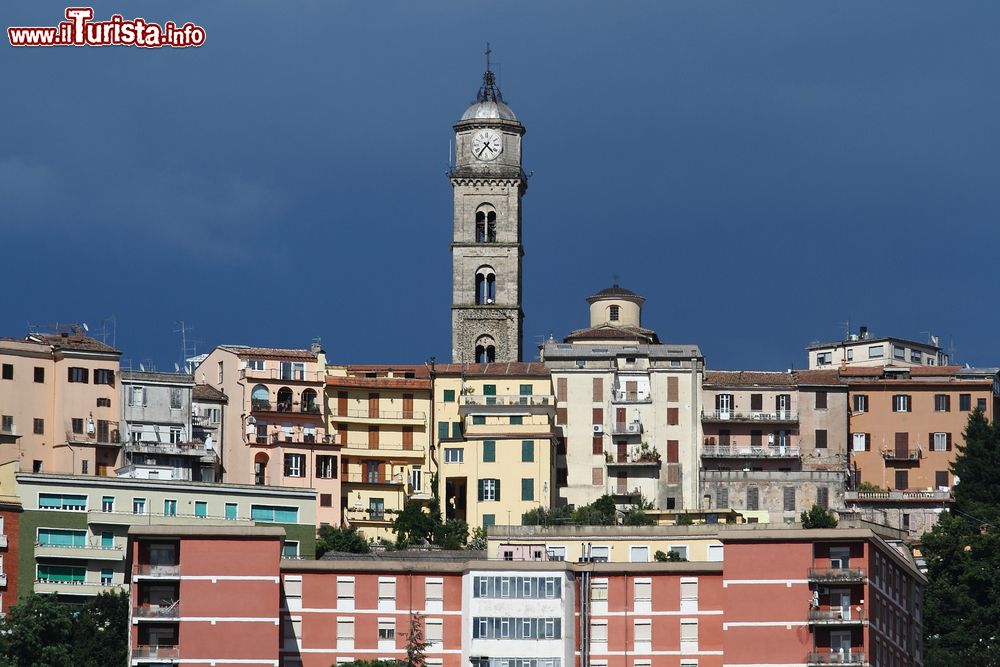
[169,427,182,444]
[852,432,869,452]
[163,499,177,516]
[443,389,455,402]
[482,514,495,526]
[783,486,795,511]
[37,528,87,547]
[815,429,828,449]
[37,564,85,583]
[483,440,496,463]
[94,369,114,385]
[68,367,89,383]
[816,351,832,365]
[169,387,182,409]
[81,459,89,475]
[0,364,12,380]
[935,470,949,489]
[846,349,854,361]
[38,493,87,511]
[747,487,759,511]
[680,578,699,612]
[284,453,305,478]
[895,470,909,491]
[129,386,145,406]
[978,397,988,411]
[932,432,950,452]
[609,305,620,321]
[250,505,299,523]
[521,478,534,501]
[444,448,464,463]
[680,620,699,652]
[869,345,884,359]
[337,618,355,650]
[1,415,12,432]
[479,478,500,501]
[911,349,922,363]
[426,619,443,646]
[101,496,114,512]
[378,619,396,643]
[630,546,649,562]
[225,502,238,520]
[34,367,44,383]
[893,394,911,412]
[33,418,44,435]
[817,487,829,508]
[591,620,608,645]
[960,394,972,411]
[669,545,688,561]
[69,418,83,434]
[522,440,534,462]
[472,415,486,425]
[510,415,523,425]
[217,361,224,384]
[591,579,608,601]
[815,391,828,409]
[100,568,113,585]
[893,345,905,360]
[452,421,462,438]
[379,577,396,607]
[853,394,868,413]
[133,497,146,514]
[316,455,337,479]
[369,498,385,520]
[934,394,951,412]
[437,421,449,440]
[96,397,111,407]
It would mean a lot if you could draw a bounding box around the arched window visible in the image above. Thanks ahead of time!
[254,452,269,486]
[251,384,270,411]
[301,388,318,413]
[475,205,497,243]
[475,266,497,305]
[276,387,293,413]
[475,336,496,363]
[487,211,497,242]
[476,211,486,243]
[609,305,620,322]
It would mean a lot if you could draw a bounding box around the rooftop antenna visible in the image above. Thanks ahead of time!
[612,273,621,286]
[485,41,491,72]
[175,320,199,369]
[839,320,851,340]
[93,316,117,348]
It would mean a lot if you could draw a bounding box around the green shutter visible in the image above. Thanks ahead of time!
[483,440,495,463]
[494,479,500,501]
[473,415,486,425]
[443,390,455,403]
[522,478,534,501]
[452,422,462,438]
[438,421,449,440]
[522,440,534,462]
[101,531,113,548]
[195,501,207,518]
[519,384,532,405]
[484,384,497,405]
[225,503,237,520]
[482,514,495,527]
[477,479,485,501]
[510,416,523,425]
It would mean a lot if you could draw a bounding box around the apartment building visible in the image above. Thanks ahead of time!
[191,383,227,456]
[129,521,923,667]
[12,466,316,602]
[119,370,220,483]
[434,363,556,529]
[0,330,122,476]
[326,365,432,539]
[842,365,999,538]
[542,285,704,512]
[808,327,948,370]
[196,344,341,525]
[0,493,20,615]
[700,370,849,522]
[128,525,285,666]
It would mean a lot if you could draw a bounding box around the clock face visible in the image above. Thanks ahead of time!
[471,130,503,161]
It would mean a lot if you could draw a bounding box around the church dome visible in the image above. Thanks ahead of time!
[459,67,518,122]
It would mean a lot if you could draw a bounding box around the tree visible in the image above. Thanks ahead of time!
[521,505,572,526]
[316,525,370,557]
[392,500,438,547]
[0,594,76,667]
[923,409,1000,666]
[468,526,488,551]
[72,590,130,667]
[800,504,838,529]
[404,613,429,667]
[654,550,669,562]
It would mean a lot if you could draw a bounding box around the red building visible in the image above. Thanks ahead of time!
[0,498,20,615]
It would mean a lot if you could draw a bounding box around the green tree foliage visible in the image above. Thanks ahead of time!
[667,550,686,562]
[404,613,429,667]
[800,504,838,529]
[316,525,371,557]
[0,590,129,667]
[654,550,669,562]
[392,499,468,550]
[521,505,572,526]
[333,661,402,667]
[468,526,488,551]
[522,495,653,526]
[923,409,1000,666]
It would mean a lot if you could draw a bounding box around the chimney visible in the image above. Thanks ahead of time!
[310,341,322,355]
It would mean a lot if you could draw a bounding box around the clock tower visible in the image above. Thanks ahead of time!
[450,55,527,364]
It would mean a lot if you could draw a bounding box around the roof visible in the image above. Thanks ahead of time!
[564,324,659,344]
[26,333,120,355]
[128,525,286,539]
[839,365,963,378]
[321,548,486,562]
[586,283,645,304]
[217,345,317,361]
[433,362,549,377]
[703,369,844,388]
[806,335,941,351]
[543,342,703,360]
[459,68,518,122]
[121,370,194,385]
[193,383,228,402]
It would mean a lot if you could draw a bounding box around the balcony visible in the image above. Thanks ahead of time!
[606,457,660,468]
[343,472,405,486]
[241,368,325,382]
[611,421,643,436]
[701,410,798,424]
[133,645,180,660]
[134,564,180,578]
[329,407,426,425]
[808,609,865,625]
[35,542,125,561]
[808,567,866,583]
[0,424,18,443]
[34,580,126,596]
[458,394,555,415]
[806,653,867,666]
[344,506,394,524]
[123,441,214,458]
[88,510,251,527]
[134,602,180,620]
[881,448,921,462]
[702,444,801,459]
[611,390,651,404]
[844,490,953,504]
[254,433,323,446]
[251,399,322,415]
[339,441,426,459]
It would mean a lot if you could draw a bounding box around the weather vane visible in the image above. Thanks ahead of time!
[485,42,492,71]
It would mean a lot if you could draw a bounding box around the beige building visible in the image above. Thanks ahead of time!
[325,365,432,540]
[434,363,556,529]
[700,370,849,523]
[0,330,122,477]
[542,285,704,512]
[807,326,947,370]
[195,344,340,526]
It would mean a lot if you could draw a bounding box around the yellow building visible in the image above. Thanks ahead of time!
[326,365,432,541]
[433,363,556,530]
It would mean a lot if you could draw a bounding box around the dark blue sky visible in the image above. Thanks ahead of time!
[3,2,998,370]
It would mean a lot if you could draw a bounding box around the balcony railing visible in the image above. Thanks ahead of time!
[611,421,643,436]
[701,410,798,423]
[339,441,425,454]
[460,395,555,407]
[255,433,320,445]
[808,609,865,624]
[844,490,953,503]
[806,652,867,666]
[343,472,405,485]
[251,400,321,414]
[134,564,180,577]
[881,448,921,461]
[808,567,866,583]
[606,457,661,467]
[702,445,801,459]
[241,368,325,382]
[123,441,213,458]
[611,390,652,403]
[134,602,180,619]
[133,645,180,659]
[330,408,427,420]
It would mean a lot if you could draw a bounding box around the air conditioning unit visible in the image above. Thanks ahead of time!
[627,423,640,434]
[592,425,604,434]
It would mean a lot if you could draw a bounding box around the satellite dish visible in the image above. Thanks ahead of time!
[82,323,89,332]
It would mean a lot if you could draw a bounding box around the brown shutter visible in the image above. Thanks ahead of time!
[402,426,413,449]
[557,378,567,402]
[667,440,679,463]
[368,425,379,448]
[337,423,348,445]
[865,433,871,451]
[368,393,379,418]
[946,432,952,451]
[894,470,908,491]
[556,407,567,425]
[929,432,935,452]
[402,394,414,419]
[907,395,912,413]
[945,395,951,412]
[592,468,603,485]
[378,462,386,482]
[592,408,603,425]
[715,394,722,410]
[935,470,949,488]
[895,432,908,458]
[815,391,827,409]
[616,408,627,425]
[667,377,679,403]
[667,407,679,426]
[338,391,348,416]
[592,436,603,455]
[815,429,827,449]
[750,394,762,411]
[593,378,603,402]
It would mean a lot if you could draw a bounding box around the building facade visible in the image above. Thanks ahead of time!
[700,370,849,522]
[0,330,122,477]
[434,363,556,529]
[0,493,21,615]
[196,344,340,526]
[326,365,431,539]
[191,382,228,463]
[450,64,527,363]
[807,327,948,370]
[543,286,704,512]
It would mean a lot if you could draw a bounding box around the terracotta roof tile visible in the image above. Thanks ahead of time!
[193,384,228,402]
[704,371,797,387]
[218,345,317,361]
[564,324,659,344]
[433,362,550,377]
[28,333,120,355]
